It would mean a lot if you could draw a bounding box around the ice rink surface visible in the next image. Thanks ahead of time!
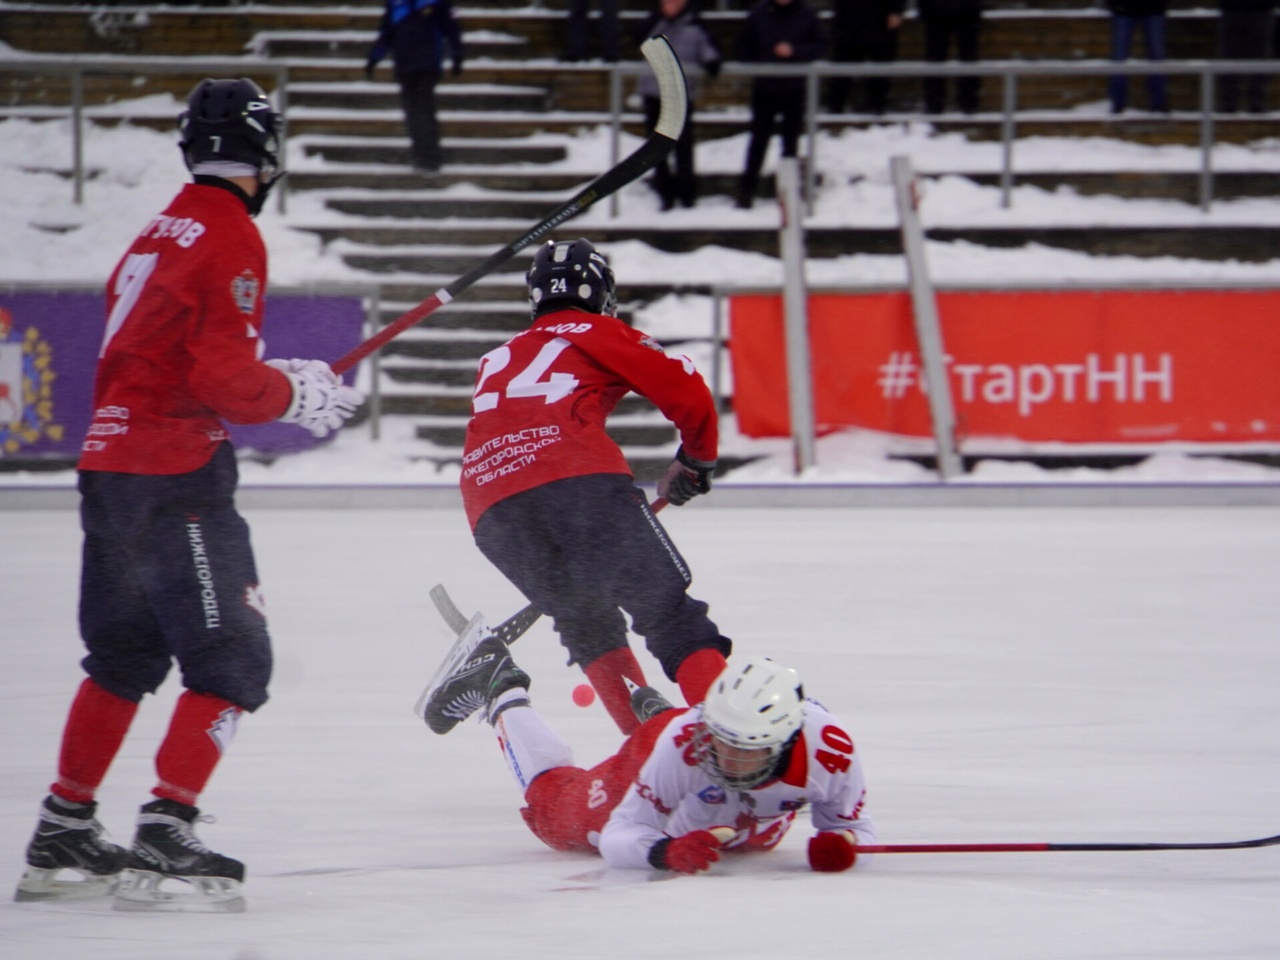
[2,503,1278,959]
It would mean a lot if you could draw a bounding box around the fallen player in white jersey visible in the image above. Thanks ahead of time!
[421,633,875,874]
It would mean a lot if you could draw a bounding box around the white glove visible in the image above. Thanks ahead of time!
[267,358,365,438]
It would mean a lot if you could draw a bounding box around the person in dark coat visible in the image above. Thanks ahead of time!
[734,0,827,208]
[917,0,984,114]
[1216,0,1276,112]
[1106,0,1168,114]
[826,0,906,115]
[366,0,464,171]
[634,0,723,209]
[565,0,621,62]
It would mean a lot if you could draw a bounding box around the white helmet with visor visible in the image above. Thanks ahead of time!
[698,657,804,790]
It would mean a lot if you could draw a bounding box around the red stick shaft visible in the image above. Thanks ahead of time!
[333,290,447,376]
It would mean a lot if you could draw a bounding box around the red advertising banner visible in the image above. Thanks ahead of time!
[729,289,1280,444]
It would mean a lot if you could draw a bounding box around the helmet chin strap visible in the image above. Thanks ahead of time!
[247,170,286,217]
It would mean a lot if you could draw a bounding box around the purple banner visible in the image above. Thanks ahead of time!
[229,296,366,456]
[0,291,364,461]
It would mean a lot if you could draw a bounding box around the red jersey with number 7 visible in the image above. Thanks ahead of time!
[460,308,719,530]
[78,183,293,476]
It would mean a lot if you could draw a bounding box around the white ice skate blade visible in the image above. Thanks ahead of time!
[13,865,121,902]
[111,869,245,913]
[413,611,490,721]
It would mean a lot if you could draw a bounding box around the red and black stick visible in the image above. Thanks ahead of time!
[332,37,688,377]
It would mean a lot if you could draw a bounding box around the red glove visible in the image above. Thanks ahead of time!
[649,830,723,874]
[808,830,858,872]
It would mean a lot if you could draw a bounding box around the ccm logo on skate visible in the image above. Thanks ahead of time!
[463,652,497,672]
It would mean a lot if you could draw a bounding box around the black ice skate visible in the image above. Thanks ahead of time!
[418,625,531,735]
[626,678,676,724]
[113,798,245,913]
[13,795,128,902]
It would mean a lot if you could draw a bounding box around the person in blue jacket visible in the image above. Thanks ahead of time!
[366,0,464,172]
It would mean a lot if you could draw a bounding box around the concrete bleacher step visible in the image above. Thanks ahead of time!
[284,110,644,140]
[256,31,529,62]
[303,221,1280,264]
[959,171,1280,203]
[932,114,1279,148]
[299,135,567,167]
[322,193,589,220]
[389,363,486,389]
[288,81,550,114]
[285,167,596,192]
[378,300,532,333]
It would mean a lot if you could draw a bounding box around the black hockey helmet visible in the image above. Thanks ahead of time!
[526,238,618,320]
[178,78,282,178]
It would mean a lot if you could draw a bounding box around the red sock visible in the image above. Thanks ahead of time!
[676,648,729,706]
[583,648,648,735]
[51,678,139,804]
[152,690,242,806]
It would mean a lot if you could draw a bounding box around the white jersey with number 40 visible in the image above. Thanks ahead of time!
[598,699,877,869]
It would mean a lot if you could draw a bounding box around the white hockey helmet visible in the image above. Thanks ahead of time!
[698,656,805,790]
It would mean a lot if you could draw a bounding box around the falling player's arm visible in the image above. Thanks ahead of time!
[802,700,877,872]
[598,713,733,873]
[597,775,679,870]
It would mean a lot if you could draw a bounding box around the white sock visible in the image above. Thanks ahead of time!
[492,704,574,793]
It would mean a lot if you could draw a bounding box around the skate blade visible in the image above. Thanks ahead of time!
[111,869,245,913]
[413,612,489,721]
[13,865,121,902]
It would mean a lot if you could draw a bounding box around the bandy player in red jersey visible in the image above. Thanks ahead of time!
[423,640,875,874]
[13,79,362,913]
[458,238,732,734]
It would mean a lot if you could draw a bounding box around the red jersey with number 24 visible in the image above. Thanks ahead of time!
[78,183,292,476]
[460,308,719,529]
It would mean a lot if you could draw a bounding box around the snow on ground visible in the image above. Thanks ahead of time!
[2,504,1278,959]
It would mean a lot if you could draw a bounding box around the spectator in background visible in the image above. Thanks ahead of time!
[635,0,723,209]
[734,0,826,208]
[1216,0,1276,113]
[1105,0,1169,114]
[366,0,464,172]
[918,0,984,114]
[826,0,906,116]
[566,0,621,62]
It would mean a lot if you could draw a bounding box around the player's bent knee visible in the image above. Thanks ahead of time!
[521,767,601,853]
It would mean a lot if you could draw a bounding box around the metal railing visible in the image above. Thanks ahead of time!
[4,55,1277,214]
[0,57,290,209]
[608,58,1280,213]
